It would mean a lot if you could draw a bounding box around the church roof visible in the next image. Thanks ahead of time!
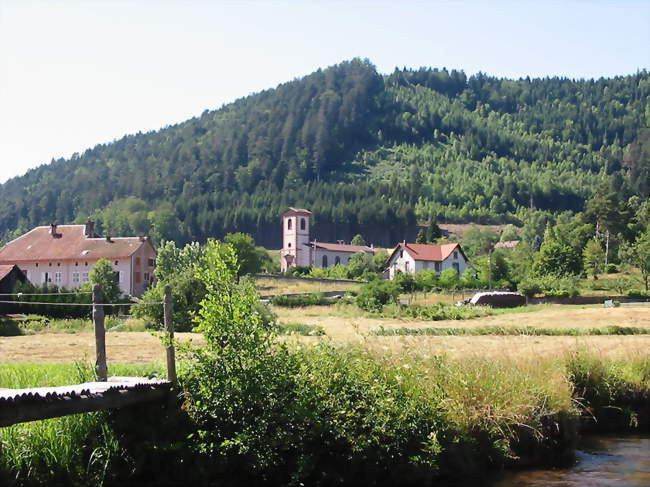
[310,241,375,254]
[283,207,312,216]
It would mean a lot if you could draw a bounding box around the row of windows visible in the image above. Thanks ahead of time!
[286,218,307,231]
[321,255,348,268]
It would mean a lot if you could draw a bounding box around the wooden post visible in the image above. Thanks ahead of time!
[163,285,177,384]
[92,284,107,381]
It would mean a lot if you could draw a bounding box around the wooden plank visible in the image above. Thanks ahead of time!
[0,378,171,427]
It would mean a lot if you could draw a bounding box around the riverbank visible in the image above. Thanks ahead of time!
[1,349,648,486]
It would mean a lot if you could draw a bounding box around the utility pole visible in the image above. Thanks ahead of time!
[605,230,610,267]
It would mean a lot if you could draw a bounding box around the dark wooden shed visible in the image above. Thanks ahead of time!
[0,265,27,314]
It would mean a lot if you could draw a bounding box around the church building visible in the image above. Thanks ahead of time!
[280,208,375,272]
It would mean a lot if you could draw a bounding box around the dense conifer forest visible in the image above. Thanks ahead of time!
[0,59,648,247]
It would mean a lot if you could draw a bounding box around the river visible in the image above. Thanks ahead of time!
[491,435,650,487]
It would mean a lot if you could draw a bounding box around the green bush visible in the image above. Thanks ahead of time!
[271,293,335,307]
[356,280,400,311]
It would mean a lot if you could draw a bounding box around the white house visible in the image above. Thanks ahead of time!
[280,208,375,272]
[386,242,469,279]
[0,221,156,297]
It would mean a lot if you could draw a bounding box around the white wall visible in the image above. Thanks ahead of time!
[387,248,416,279]
[15,254,157,297]
[387,248,469,279]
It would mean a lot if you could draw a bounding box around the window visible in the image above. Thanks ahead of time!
[113,271,122,284]
[35,262,39,267]
[114,261,118,266]
[300,218,306,230]
[48,263,52,267]
[72,272,80,283]
[55,272,62,283]
[434,262,442,272]
[288,242,291,248]
[135,257,141,266]
[287,218,292,230]
[148,258,155,267]
[135,272,141,284]
[405,261,410,272]
[322,255,328,268]
[453,251,459,260]
[57,263,60,267]
[335,256,341,265]
[453,263,460,273]
[82,272,89,283]
[75,262,78,266]
[42,272,50,283]
[144,272,150,283]
[399,250,403,258]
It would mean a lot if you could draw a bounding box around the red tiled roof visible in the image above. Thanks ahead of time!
[494,240,520,249]
[283,207,312,216]
[311,241,375,253]
[0,264,18,281]
[0,225,153,263]
[391,242,464,262]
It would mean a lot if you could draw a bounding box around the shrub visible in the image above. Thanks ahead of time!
[439,268,459,289]
[393,270,416,292]
[356,280,400,311]
[271,293,334,307]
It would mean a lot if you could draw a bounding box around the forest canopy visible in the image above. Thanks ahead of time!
[0,59,648,247]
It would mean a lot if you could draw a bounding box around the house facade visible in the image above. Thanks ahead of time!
[0,221,156,297]
[280,208,375,272]
[386,242,469,279]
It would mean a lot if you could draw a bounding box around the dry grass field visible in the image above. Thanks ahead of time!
[2,305,650,364]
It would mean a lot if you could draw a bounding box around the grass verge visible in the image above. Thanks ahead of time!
[371,325,650,336]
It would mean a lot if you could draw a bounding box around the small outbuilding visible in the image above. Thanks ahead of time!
[0,265,27,314]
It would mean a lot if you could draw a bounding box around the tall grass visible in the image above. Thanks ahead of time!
[0,352,649,485]
[0,362,164,486]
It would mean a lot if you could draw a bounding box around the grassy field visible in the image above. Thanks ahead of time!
[2,305,650,363]
[255,276,362,295]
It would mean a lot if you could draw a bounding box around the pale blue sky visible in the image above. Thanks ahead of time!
[1,0,649,183]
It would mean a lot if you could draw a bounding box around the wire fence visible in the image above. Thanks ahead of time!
[0,300,162,307]
[0,292,93,296]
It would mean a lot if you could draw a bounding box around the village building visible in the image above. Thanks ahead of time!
[494,240,520,250]
[280,208,375,272]
[0,265,27,314]
[0,221,156,297]
[386,242,469,279]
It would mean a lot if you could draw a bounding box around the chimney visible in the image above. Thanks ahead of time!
[139,235,146,242]
[106,235,112,243]
[49,223,57,235]
[84,219,95,238]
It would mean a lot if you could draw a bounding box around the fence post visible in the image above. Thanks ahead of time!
[163,285,177,384]
[92,284,107,381]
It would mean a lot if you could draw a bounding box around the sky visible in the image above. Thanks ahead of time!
[1,0,649,183]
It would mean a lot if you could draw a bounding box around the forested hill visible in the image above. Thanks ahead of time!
[1,59,648,248]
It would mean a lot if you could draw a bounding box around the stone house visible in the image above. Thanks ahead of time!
[0,221,156,297]
[386,242,469,279]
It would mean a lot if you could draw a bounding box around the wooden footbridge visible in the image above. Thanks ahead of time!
[0,285,177,427]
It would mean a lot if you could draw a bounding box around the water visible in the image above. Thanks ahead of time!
[493,435,650,487]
